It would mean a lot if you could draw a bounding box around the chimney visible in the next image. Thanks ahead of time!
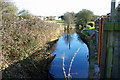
[111,0,116,14]
[116,1,120,21]
[111,0,116,21]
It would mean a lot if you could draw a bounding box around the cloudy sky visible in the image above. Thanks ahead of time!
[11,0,120,16]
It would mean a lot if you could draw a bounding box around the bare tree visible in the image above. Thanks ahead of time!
[18,9,33,19]
[64,12,76,29]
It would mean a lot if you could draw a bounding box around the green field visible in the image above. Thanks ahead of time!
[46,20,64,24]
[55,20,64,23]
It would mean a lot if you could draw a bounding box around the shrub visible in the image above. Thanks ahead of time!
[2,17,60,64]
[0,0,18,20]
[1,0,61,65]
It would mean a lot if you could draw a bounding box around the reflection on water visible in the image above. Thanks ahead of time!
[63,30,75,49]
[49,30,89,78]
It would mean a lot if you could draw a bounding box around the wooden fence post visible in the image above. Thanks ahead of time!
[100,30,107,78]
[97,19,101,67]
[99,0,120,78]
[105,29,114,78]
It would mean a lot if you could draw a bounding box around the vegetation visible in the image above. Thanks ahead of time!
[63,12,76,28]
[1,0,62,65]
[0,0,18,20]
[0,0,97,78]
[59,9,95,29]
[0,0,64,79]
[76,9,94,27]
[18,9,33,19]
[55,20,64,23]
[46,20,64,24]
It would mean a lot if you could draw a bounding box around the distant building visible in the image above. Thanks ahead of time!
[38,16,61,21]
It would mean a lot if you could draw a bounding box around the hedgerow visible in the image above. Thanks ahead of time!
[1,0,62,65]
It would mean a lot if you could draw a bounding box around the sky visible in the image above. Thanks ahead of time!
[11,0,120,16]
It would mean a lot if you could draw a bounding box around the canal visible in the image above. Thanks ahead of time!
[49,30,89,79]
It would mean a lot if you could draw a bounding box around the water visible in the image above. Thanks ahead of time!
[49,30,89,78]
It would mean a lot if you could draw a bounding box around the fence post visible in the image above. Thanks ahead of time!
[100,0,117,78]
[105,28,114,78]
[100,30,107,78]
[111,2,120,78]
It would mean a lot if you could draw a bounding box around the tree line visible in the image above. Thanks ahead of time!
[60,9,96,28]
